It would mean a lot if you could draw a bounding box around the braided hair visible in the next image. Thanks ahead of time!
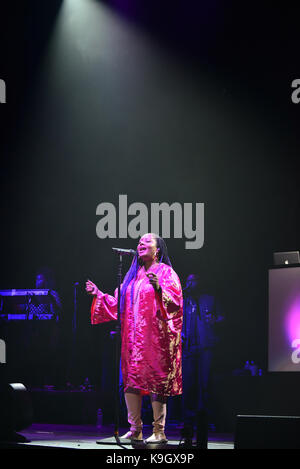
[120,234,172,313]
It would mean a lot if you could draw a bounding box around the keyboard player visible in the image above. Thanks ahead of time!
[0,267,63,388]
[32,268,62,321]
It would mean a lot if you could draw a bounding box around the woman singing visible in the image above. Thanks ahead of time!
[86,233,183,443]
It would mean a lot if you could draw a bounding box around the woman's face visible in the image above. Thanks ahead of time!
[137,233,159,262]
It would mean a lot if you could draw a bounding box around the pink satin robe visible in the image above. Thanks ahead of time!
[91,262,183,396]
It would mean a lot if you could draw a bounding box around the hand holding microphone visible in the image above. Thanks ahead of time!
[146,272,161,292]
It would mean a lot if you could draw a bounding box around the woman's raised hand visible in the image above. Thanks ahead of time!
[85,279,99,296]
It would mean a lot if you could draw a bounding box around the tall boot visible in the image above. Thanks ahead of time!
[120,391,143,441]
[145,395,168,444]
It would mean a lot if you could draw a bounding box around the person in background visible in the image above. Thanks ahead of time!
[34,267,62,321]
[30,267,63,387]
[181,273,224,448]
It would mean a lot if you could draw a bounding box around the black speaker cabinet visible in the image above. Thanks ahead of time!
[0,383,33,437]
[235,415,300,449]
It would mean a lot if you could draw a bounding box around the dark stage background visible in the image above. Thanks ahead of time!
[0,1,300,428]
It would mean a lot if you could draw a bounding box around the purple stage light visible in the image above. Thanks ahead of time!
[285,296,300,344]
[269,266,300,371]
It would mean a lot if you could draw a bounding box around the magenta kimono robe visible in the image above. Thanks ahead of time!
[91,262,183,396]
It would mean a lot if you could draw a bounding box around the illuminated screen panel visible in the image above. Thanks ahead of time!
[268,267,300,371]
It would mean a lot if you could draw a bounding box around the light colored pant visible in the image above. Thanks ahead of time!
[125,388,167,434]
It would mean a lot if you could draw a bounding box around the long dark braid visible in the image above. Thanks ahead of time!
[120,234,172,313]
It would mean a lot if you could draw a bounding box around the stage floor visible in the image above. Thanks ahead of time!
[1,423,234,450]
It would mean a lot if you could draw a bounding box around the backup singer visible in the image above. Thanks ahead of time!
[86,233,183,443]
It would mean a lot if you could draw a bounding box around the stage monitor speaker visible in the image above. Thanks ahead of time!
[234,415,300,449]
[0,383,33,440]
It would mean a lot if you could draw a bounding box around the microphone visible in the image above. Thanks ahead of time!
[112,248,136,256]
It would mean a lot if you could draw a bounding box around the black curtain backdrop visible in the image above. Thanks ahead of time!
[0,1,300,392]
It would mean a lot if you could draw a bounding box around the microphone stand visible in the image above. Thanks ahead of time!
[96,250,134,447]
[113,254,122,444]
[67,283,78,385]
[73,283,79,339]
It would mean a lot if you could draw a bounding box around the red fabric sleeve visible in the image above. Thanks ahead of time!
[91,289,118,325]
[155,266,183,322]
